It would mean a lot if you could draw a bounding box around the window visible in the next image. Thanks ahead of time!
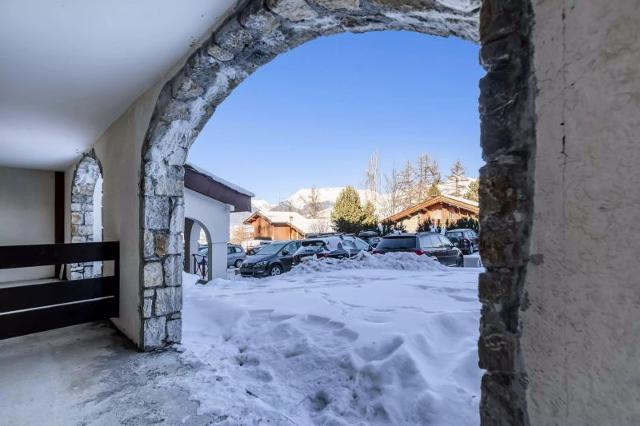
[420,235,442,248]
[352,237,369,250]
[343,240,357,250]
[377,237,418,250]
[439,235,453,246]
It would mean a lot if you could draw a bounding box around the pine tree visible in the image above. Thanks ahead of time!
[361,201,378,231]
[331,186,364,233]
[449,160,466,196]
[381,220,406,236]
[428,183,441,197]
[417,216,433,232]
[464,179,479,202]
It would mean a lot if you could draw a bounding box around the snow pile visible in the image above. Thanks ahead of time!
[292,250,448,274]
[180,264,482,425]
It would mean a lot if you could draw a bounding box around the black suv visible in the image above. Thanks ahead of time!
[444,228,479,255]
[373,232,463,267]
[240,240,301,277]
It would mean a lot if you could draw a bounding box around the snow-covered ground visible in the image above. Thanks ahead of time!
[180,253,483,425]
[0,253,482,425]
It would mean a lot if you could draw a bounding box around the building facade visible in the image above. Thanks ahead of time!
[383,195,479,232]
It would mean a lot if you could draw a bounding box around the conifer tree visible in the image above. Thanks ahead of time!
[428,183,441,197]
[361,201,379,231]
[464,179,479,202]
[331,186,364,233]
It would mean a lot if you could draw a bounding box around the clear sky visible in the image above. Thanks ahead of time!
[187,31,484,204]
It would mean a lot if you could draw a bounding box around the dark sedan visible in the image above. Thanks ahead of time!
[239,240,301,277]
[444,228,479,255]
[373,232,463,267]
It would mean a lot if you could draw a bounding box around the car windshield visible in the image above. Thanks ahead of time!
[446,232,463,239]
[255,242,286,255]
[420,234,442,248]
[377,236,417,249]
[302,240,326,248]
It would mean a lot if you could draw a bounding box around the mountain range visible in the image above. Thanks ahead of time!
[230,176,477,228]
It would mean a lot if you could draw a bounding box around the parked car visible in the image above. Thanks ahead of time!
[444,228,479,255]
[373,232,463,267]
[240,240,301,277]
[357,230,381,248]
[227,244,247,268]
[245,246,260,256]
[293,235,370,263]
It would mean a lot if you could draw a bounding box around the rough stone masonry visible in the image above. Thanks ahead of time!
[139,1,535,424]
[70,150,102,279]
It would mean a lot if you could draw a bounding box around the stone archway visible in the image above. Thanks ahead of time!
[139,0,535,423]
[70,150,103,279]
[184,217,213,283]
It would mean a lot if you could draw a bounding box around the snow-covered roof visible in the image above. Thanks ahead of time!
[185,162,254,197]
[442,194,479,207]
[244,210,331,235]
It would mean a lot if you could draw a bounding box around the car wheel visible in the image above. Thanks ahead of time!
[234,259,243,268]
[457,255,464,267]
[269,264,282,276]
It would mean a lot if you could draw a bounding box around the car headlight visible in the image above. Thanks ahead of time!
[255,261,267,268]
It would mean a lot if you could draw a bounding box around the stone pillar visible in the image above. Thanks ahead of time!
[477,1,534,424]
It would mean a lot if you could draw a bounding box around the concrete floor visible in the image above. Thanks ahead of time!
[0,322,225,425]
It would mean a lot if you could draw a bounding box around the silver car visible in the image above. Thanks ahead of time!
[227,244,246,268]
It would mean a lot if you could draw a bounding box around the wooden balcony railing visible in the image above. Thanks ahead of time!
[0,242,119,340]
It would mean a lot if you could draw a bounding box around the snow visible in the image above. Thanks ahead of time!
[180,253,483,425]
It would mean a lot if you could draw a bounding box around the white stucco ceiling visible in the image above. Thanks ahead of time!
[0,0,238,171]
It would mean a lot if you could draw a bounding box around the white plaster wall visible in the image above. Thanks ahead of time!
[525,1,640,424]
[88,87,161,346]
[185,188,231,279]
[0,167,55,281]
[62,3,240,346]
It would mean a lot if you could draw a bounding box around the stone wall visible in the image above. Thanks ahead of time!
[139,0,536,423]
[70,150,102,279]
[476,1,535,424]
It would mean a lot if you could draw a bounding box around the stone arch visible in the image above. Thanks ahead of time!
[184,217,213,283]
[70,150,103,279]
[139,1,535,422]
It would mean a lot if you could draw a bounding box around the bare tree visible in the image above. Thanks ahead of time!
[397,160,417,209]
[304,186,322,218]
[415,153,441,201]
[449,160,466,196]
[363,151,380,203]
[230,225,252,245]
[378,168,402,219]
[309,218,331,234]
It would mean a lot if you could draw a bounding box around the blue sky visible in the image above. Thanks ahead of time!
[187,31,484,203]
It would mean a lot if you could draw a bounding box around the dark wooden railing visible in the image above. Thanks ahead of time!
[0,242,119,340]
